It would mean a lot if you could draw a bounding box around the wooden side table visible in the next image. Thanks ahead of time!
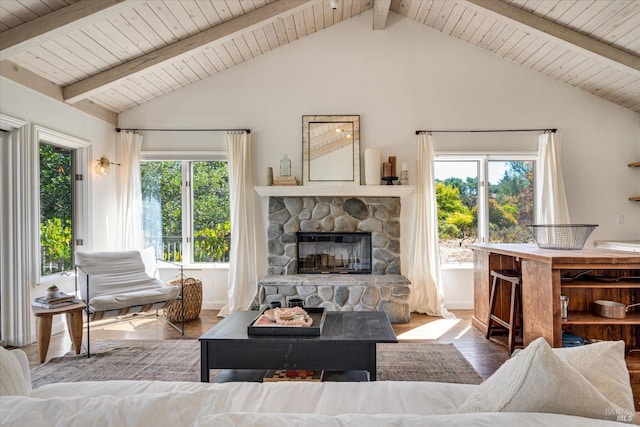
[32,301,85,363]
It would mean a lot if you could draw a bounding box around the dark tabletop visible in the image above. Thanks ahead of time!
[199,310,397,343]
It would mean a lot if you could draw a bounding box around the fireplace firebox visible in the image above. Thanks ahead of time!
[296,232,372,274]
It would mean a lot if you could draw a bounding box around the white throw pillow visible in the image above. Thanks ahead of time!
[458,337,633,423]
[0,347,29,396]
[554,340,634,412]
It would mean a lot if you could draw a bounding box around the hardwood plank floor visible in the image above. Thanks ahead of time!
[21,309,510,377]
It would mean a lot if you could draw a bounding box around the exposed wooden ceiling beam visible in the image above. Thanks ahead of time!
[373,0,391,30]
[0,60,117,125]
[462,0,640,78]
[0,0,131,59]
[62,0,316,104]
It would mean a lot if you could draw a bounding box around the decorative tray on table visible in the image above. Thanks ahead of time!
[248,307,326,336]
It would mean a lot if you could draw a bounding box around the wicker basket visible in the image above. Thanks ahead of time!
[527,224,598,250]
[164,276,203,322]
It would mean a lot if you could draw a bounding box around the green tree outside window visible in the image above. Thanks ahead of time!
[40,144,73,275]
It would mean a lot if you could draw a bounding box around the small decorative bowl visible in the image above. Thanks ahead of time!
[47,289,60,298]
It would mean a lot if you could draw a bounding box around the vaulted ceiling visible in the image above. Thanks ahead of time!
[1,0,639,125]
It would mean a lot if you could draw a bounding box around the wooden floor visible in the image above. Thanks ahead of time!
[21,309,510,377]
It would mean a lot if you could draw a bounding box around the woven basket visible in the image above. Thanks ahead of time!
[164,276,203,322]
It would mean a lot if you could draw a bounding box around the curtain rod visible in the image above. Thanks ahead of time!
[415,128,556,135]
[115,127,250,133]
[416,129,558,135]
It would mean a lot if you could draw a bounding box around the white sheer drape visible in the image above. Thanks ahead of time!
[536,132,571,224]
[219,132,258,317]
[408,133,453,318]
[0,125,39,346]
[115,131,144,250]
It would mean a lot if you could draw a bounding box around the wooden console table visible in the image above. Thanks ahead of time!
[470,243,640,349]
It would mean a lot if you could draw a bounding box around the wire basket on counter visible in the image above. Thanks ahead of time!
[527,224,598,250]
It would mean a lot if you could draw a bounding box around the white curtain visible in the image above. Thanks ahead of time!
[219,132,258,317]
[115,131,144,250]
[0,125,39,346]
[408,133,453,318]
[536,132,571,224]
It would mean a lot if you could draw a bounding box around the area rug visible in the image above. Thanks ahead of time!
[31,339,483,388]
[376,342,483,384]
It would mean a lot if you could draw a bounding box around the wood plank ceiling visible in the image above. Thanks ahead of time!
[1,0,639,125]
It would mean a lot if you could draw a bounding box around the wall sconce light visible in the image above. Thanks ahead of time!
[94,157,120,176]
[330,0,338,10]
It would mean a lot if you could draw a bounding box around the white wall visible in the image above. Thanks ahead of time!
[119,11,640,309]
[441,265,475,309]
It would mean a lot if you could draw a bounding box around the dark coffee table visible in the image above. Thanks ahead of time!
[199,310,397,382]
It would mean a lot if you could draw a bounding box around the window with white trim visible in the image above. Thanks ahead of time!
[36,126,89,278]
[434,155,535,264]
[141,159,230,264]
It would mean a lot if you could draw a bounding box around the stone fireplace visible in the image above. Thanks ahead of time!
[258,195,411,323]
[267,196,402,275]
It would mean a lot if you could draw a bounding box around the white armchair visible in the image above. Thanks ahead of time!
[75,248,183,356]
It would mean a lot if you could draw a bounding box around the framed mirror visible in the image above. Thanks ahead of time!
[302,115,360,186]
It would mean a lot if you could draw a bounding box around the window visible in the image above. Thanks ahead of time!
[487,160,535,243]
[35,125,89,278]
[141,160,230,264]
[40,143,74,274]
[435,156,535,264]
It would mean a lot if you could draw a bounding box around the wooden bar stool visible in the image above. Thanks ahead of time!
[486,270,523,354]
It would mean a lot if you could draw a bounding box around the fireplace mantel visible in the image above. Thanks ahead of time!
[254,185,414,198]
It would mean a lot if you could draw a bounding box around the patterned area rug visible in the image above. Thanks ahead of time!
[30,339,483,388]
[376,342,483,384]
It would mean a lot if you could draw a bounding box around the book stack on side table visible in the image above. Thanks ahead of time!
[33,292,78,309]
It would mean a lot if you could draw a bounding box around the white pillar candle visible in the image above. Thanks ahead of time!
[402,162,408,171]
[364,148,381,185]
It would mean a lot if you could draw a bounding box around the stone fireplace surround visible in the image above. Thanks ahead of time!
[258,195,411,323]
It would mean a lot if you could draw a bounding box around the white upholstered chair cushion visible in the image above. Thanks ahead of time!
[139,246,159,279]
[0,347,30,396]
[75,250,179,312]
[88,286,180,312]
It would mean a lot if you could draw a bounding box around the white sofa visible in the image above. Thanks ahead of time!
[0,339,636,426]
